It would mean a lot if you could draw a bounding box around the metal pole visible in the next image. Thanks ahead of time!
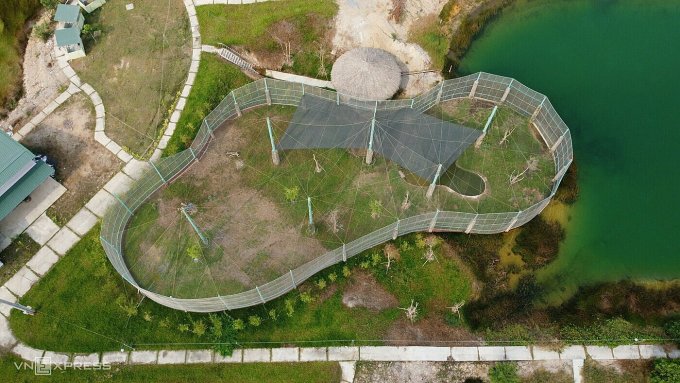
[149,161,166,183]
[290,270,296,288]
[266,117,280,165]
[181,205,208,245]
[483,106,498,135]
[342,244,347,262]
[307,197,313,227]
[428,209,440,233]
[426,164,443,199]
[256,286,266,304]
[0,299,34,315]
[366,101,377,164]
[232,92,241,117]
[264,78,272,105]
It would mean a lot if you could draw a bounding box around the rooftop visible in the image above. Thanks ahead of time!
[331,47,402,100]
[54,4,81,23]
[55,27,83,47]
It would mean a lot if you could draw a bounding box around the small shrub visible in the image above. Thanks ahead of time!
[370,252,382,267]
[248,315,261,327]
[159,317,172,328]
[300,291,313,304]
[33,22,52,41]
[444,311,463,327]
[664,319,680,345]
[115,295,138,318]
[651,359,680,383]
[328,272,337,283]
[40,0,59,9]
[316,278,327,290]
[284,298,296,317]
[489,362,520,383]
[186,242,201,261]
[232,319,245,331]
[342,265,351,278]
[142,311,153,322]
[399,240,412,252]
[178,323,190,333]
[369,199,382,219]
[192,320,207,336]
[359,261,370,269]
[284,186,299,203]
[208,314,223,338]
[268,309,278,321]
[415,233,427,249]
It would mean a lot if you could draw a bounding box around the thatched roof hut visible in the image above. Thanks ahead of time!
[331,47,402,100]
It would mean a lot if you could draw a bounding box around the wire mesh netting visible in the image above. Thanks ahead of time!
[100,73,573,312]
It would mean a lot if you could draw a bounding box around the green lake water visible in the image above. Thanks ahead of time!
[458,0,680,302]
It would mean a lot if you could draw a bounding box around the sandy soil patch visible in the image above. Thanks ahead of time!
[385,316,480,346]
[342,271,398,310]
[355,361,490,383]
[332,0,447,96]
[1,10,68,130]
[20,94,121,223]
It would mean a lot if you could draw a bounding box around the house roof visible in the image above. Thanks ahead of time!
[0,134,54,221]
[55,27,82,47]
[54,4,81,23]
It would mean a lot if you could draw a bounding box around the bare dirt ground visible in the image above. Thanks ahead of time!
[385,316,480,346]
[20,94,121,224]
[1,10,68,131]
[342,271,398,310]
[332,0,448,96]
[355,360,573,383]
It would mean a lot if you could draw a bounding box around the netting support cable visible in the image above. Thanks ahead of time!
[469,73,481,98]
[256,286,266,304]
[500,79,514,103]
[266,117,280,165]
[290,270,296,288]
[428,209,440,233]
[232,92,242,117]
[342,244,347,262]
[531,96,547,120]
[505,211,521,232]
[465,214,478,234]
[392,219,400,240]
[112,192,133,215]
[366,101,377,164]
[264,79,272,106]
[149,161,167,184]
[426,164,443,199]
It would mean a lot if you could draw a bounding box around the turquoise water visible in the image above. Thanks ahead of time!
[458,0,680,300]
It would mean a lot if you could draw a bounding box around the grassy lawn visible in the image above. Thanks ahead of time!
[70,0,191,157]
[0,354,340,383]
[409,14,450,71]
[197,0,338,79]
[164,53,251,156]
[0,234,40,285]
[0,0,41,116]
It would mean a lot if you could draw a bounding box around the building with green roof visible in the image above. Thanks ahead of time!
[0,134,55,221]
[54,4,86,60]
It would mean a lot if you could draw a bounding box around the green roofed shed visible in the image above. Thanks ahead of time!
[54,4,81,23]
[0,134,55,221]
[55,27,82,47]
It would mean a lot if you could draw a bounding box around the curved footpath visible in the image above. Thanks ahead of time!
[1,2,678,383]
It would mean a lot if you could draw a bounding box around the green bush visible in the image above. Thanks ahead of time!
[489,362,520,383]
[664,319,680,344]
[651,359,680,383]
[32,21,52,41]
[40,0,59,9]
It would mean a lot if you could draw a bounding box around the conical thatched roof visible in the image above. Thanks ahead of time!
[331,47,402,100]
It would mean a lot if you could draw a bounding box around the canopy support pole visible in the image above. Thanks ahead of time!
[465,214,478,234]
[505,211,521,232]
[266,117,280,165]
[307,197,315,234]
[426,164,443,199]
[366,101,377,164]
[264,79,272,106]
[181,205,208,245]
[475,105,498,148]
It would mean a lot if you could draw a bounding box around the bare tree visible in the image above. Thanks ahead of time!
[447,300,465,319]
[313,154,324,173]
[499,125,517,145]
[401,191,411,211]
[510,156,539,185]
[328,209,342,234]
[400,300,419,323]
[389,0,407,23]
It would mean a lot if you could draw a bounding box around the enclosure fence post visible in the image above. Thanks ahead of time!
[336,92,340,105]
[428,209,440,233]
[392,219,400,240]
[426,164,443,199]
[205,120,215,139]
[531,96,547,121]
[302,83,305,96]
[290,270,297,288]
[232,92,242,117]
[505,211,521,232]
[189,147,198,163]
[366,101,377,164]
[256,286,266,304]
[112,193,133,215]
[550,131,566,154]
[552,159,572,183]
[465,214,478,234]
[264,78,272,106]
[149,161,167,184]
[435,82,443,104]
[342,244,347,262]
[307,197,315,234]
[410,98,415,109]
[500,79,514,103]
[469,73,481,98]
[266,117,280,165]
[217,295,231,311]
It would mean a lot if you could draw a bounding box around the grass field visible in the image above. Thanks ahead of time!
[0,354,340,383]
[0,0,40,117]
[164,53,251,156]
[197,0,338,79]
[70,0,191,157]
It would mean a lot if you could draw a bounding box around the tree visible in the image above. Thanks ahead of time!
[664,319,680,345]
[489,362,520,383]
[651,359,680,383]
[40,0,59,9]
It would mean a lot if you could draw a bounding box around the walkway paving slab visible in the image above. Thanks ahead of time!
[214,349,242,363]
[340,361,356,383]
[532,346,560,360]
[0,286,17,317]
[122,160,152,180]
[73,353,100,364]
[85,189,117,218]
[667,347,680,359]
[47,227,80,256]
[328,346,359,361]
[560,345,586,360]
[478,346,505,361]
[638,344,667,359]
[504,346,532,361]
[0,314,18,348]
[612,345,640,359]
[26,246,59,276]
[43,351,70,364]
[25,213,59,245]
[573,359,584,383]
[130,350,157,364]
[186,349,213,364]
[103,172,134,196]
[66,208,98,237]
[450,347,479,361]
[586,346,614,360]
[4,266,40,297]
[271,347,299,362]
[299,347,326,362]
[243,348,270,363]
[158,350,186,364]
[102,351,129,364]
[13,343,44,361]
